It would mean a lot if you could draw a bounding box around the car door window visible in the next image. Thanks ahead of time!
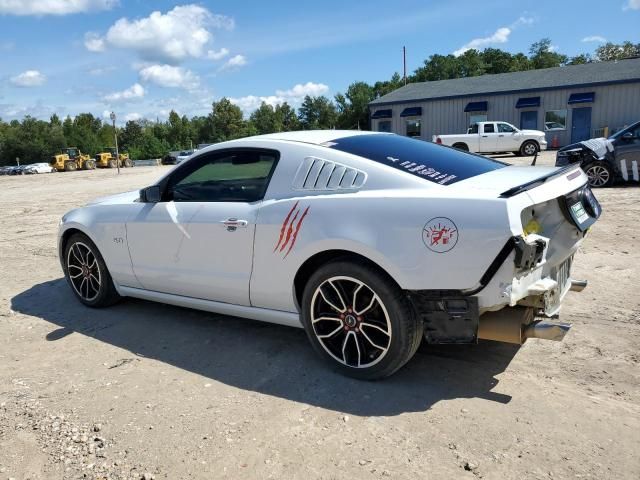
[166,150,278,203]
[483,124,495,133]
[498,123,516,133]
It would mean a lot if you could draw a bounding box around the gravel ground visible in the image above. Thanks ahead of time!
[0,151,639,480]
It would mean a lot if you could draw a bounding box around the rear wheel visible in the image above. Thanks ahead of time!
[63,233,121,308]
[108,159,117,168]
[583,161,613,188]
[84,159,96,170]
[452,143,469,152]
[64,161,77,172]
[301,260,423,380]
[124,158,133,168]
[520,140,538,156]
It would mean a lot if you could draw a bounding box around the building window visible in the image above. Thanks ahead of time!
[406,119,421,138]
[378,121,392,133]
[469,114,487,127]
[545,110,567,131]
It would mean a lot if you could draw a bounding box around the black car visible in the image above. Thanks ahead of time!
[162,152,179,165]
[556,121,640,187]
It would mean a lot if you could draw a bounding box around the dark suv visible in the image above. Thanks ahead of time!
[556,121,640,187]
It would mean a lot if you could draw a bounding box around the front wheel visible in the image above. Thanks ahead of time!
[520,140,538,156]
[63,233,121,307]
[301,260,423,380]
[123,158,133,168]
[583,161,613,188]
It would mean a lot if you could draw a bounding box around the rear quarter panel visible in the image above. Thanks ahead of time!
[250,192,512,313]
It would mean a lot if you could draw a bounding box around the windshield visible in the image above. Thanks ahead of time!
[324,134,507,185]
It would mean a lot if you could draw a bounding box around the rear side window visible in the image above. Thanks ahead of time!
[324,134,506,185]
[483,123,495,133]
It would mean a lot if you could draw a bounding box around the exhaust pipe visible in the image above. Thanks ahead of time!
[570,279,587,292]
[523,321,571,342]
[478,307,571,344]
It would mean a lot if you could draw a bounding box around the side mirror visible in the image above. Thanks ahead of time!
[622,132,634,141]
[140,185,161,203]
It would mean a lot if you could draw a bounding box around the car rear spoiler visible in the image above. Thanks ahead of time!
[499,165,582,198]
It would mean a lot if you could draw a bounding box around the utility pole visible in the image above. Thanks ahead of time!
[403,46,407,85]
[110,111,120,175]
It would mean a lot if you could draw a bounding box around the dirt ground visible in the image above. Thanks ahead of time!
[0,151,638,480]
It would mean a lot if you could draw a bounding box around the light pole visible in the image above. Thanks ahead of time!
[110,111,120,175]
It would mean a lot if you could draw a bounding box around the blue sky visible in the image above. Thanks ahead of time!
[0,0,638,123]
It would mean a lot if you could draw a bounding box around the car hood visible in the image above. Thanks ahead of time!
[86,190,140,206]
[518,129,545,137]
[558,137,614,160]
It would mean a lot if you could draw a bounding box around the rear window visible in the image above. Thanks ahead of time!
[323,134,506,185]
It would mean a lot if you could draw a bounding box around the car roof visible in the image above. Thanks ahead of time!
[245,129,383,145]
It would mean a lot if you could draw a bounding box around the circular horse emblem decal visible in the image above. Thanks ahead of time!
[422,217,458,253]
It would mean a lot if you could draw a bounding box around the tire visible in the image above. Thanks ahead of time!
[452,143,469,152]
[64,161,77,172]
[583,161,613,188]
[62,233,121,308]
[84,159,96,170]
[124,158,133,168]
[301,260,423,380]
[108,159,117,168]
[520,140,538,156]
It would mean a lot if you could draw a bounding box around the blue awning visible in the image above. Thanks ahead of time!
[400,106,422,117]
[371,109,392,119]
[464,101,488,112]
[515,96,541,108]
[568,92,595,104]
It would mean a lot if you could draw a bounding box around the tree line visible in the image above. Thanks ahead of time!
[1,39,638,165]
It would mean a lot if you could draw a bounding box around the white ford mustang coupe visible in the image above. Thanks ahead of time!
[58,130,601,379]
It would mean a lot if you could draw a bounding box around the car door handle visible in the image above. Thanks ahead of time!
[220,218,248,231]
[498,135,504,137]
[481,135,488,137]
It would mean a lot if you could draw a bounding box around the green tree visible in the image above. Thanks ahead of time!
[249,102,277,134]
[208,98,247,142]
[335,81,376,130]
[529,38,568,69]
[595,41,640,61]
[298,96,337,129]
[274,102,300,131]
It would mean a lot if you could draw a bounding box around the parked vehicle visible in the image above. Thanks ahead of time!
[162,152,179,165]
[175,150,195,164]
[58,130,599,379]
[434,121,548,156]
[26,162,56,174]
[50,147,96,172]
[95,147,133,168]
[556,120,640,188]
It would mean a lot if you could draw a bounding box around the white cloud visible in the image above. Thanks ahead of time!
[453,27,511,56]
[125,112,142,121]
[624,0,640,10]
[88,65,116,75]
[95,5,233,62]
[10,70,46,87]
[582,35,606,43]
[510,15,535,27]
[84,31,105,52]
[139,64,199,90]
[0,0,117,16]
[207,47,229,60]
[230,82,330,113]
[276,82,329,98]
[220,54,247,70]
[103,83,145,102]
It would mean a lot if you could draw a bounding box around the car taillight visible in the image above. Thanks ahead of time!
[436,137,442,144]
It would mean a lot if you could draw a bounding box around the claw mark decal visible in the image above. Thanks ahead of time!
[274,202,310,258]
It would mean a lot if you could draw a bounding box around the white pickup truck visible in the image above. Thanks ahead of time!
[433,121,547,156]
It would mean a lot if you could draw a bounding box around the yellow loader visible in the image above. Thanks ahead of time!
[49,147,96,172]
[95,147,133,168]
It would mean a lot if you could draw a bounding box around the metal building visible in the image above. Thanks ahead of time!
[369,58,640,147]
